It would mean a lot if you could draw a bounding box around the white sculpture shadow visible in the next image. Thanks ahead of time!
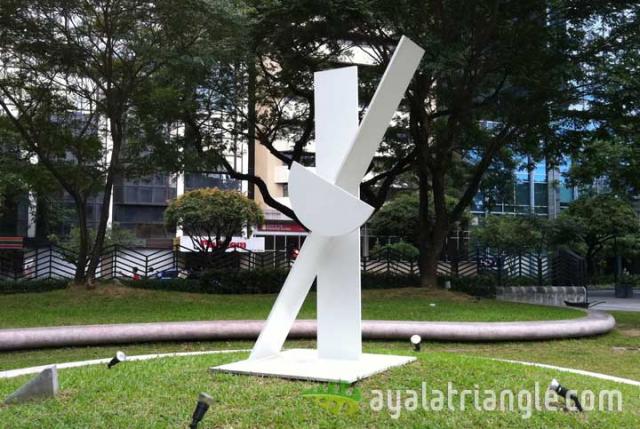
[212,36,425,383]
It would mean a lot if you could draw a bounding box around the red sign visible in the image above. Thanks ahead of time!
[0,236,23,249]
[258,223,307,233]
[179,236,265,252]
[200,239,247,250]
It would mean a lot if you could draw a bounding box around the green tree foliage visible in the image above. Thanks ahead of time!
[371,241,420,259]
[310,0,597,287]
[473,215,553,255]
[564,5,640,196]
[138,0,356,224]
[48,226,138,264]
[368,193,419,246]
[0,0,233,284]
[369,192,470,247]
[165,188,263,252]
[553,194,640,274]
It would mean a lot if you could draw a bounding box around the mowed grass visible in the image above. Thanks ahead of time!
[0,284,582,329]
[0,347,638,428]
[0,287,637,427]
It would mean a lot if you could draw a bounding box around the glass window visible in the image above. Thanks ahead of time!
[286,236,299,249]
[125,187,137,202]
[515,181,530,207]
[152,188,166,204]
[534,183,548,207]
[532,160,546,182]
[275,235,285,251]
[264,236,274,251]
[114,206,165,223]
[559,180,575,205]
[139,188,153,203]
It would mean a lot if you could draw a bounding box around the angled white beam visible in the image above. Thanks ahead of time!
[249,235,329,359]
[335,36,424,189]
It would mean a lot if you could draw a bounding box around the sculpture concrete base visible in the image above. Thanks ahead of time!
[4,366,58,404]
[210,349,415,384]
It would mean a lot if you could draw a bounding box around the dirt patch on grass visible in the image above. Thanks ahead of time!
[619,329,640,337]
[612,346,640,352]
[94,283,145,297]
[363,287,474,302]
[70,283,207,302]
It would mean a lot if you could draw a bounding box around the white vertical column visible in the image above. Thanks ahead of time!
[27,154,39,238]
[528,159,535,215]
[106,189,114,230]
[314,67,361,360]
[27,191,37,238]
[175,172,185,238]
[103,116,114,230]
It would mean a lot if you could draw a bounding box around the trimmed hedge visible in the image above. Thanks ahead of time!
[439,275,497,298]
[122,270,497,297]
[362,272,420,289]
[122,270,423,294]
[0,272,509,298]
[0,279,68,294]
[123,269,289,294]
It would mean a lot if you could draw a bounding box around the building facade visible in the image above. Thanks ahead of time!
[471,159,578,221]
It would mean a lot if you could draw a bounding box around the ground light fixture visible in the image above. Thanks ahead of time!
[410,334,422,352]
[549,378,583,412]
[189,392,214,429]
[107,351,127,369]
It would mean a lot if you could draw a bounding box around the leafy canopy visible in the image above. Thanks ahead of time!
[553,194,639,257]
[165,188,263,251]
[473,215,553,254]
[369,192,469,246]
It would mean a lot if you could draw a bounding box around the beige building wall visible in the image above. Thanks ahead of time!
[254,142,286,212]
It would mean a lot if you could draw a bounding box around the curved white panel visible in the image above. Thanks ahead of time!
[289,162,373,237]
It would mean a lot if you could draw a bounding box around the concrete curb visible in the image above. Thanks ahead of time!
[488,358,640,387]
[0,350,250,379]
[0,310,615,351]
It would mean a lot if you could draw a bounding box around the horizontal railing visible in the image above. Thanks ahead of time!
[0,244,586,286]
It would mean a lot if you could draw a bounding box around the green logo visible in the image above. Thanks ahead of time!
[302,382,362,415]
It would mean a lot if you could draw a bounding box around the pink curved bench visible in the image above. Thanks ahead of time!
[0,310,615,351]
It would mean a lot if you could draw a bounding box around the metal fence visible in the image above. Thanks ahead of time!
[0,244,586,286]
[452,248,587,286]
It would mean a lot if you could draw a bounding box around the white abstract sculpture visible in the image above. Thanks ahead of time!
[212,36,424,383]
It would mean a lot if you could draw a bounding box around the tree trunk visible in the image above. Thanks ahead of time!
[418,242,441,288]
[85,115,123,286]
[246,50,257,200]
[415,165,451,288]
[417,217,450,288]
[586,247,597,281]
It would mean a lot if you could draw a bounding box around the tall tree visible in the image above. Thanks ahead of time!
[321,0,626,286]
[165,188,263,252]
[0,0,232,284]
[553,194,639,275]
[142,0,420,226]
[563,4,640,196]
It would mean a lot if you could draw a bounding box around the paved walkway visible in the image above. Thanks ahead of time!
[589,289,640,312]
[0,310,615,351]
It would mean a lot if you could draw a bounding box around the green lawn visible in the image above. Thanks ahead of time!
[0,286,638,427]
[0,284,582,329]
[0,347,638,428]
